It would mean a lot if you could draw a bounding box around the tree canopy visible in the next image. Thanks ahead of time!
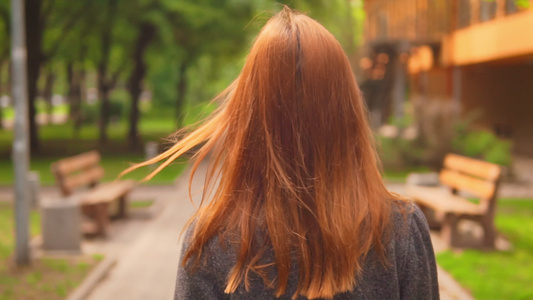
[2,0,365,152]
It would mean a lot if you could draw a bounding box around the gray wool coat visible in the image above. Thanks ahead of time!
[174,203,439,300]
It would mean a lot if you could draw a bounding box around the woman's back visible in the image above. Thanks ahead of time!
[175,204,438,299]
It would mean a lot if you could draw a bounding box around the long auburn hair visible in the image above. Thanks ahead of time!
[123,6,401,300]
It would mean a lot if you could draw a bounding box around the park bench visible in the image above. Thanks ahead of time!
[51,151,136,237]
[406,154,502,248]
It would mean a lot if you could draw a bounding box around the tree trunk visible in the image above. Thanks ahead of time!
[43,70,55,124]
[25,0,43,153]
[67,64,83,137]
[175,62,188,128]
[67,64,74,119]
[96,0,118,146]
[0,60,5,130]
[127,23,155,149]
[79,69,86,124]
[97,65,110,145]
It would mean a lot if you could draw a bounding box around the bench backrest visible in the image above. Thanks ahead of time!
[440,153,501,213]
[51,151,105,196]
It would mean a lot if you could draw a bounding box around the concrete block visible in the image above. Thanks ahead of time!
[41,196,81,253]
[145,141,159,170]
[27,171,40,208]
[406,172,440,186]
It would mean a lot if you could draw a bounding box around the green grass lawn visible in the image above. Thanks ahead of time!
[0,114,177,153]
[0,202,102,300]
[1,103,69,120]
[0,104,210,186]
[382,166,431,182]
[437,199,533,300]
[0,154,188,186]
[130,200,155,209]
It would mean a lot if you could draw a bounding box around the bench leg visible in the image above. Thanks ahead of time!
[81,203,110,238]
[441,214,459,248]
[417,204,442,230]
[481,219,496,249]
[117,195,128,218]
[94,203,110,237]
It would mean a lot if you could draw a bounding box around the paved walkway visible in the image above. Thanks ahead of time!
[84,166,206,300]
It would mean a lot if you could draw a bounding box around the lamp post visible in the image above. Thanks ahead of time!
[11,0,31,266]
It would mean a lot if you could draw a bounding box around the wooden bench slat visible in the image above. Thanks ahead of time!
[63,166,105,194]
[439,169,496,199]
[82,180,136,205]
[52,151,101,175]
[444,154,501,181]
[406,185,483,215]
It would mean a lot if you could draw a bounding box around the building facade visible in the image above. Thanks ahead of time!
[362,0,533,156]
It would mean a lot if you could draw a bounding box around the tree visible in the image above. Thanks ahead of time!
[281,0,365,61]
[24,0,42,152]
[41,67,55,123]
[95,0,118,145]
[164,0,255,127]
[0,1,10,130]
[53,2,98,137]
[115,0,167,148]
[24,0,89,152]
[66,62,84,136]
[12,0,362,151]
[127,22,155,148]
[159,0,364,128]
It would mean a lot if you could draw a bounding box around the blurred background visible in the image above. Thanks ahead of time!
[0,0,532,299]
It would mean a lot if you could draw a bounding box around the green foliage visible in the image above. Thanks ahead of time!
[378,135,426,170]
[0,1,10,61]
[378,112,429,170]
[143,0,366,118]
[453,129,512,167]
[80,99,125,126]
[109,100,126,121]
[144,0,259,119]
[92,254,105,261]
[4,0,367,150]
[388,114,414,130]
[515,0,531,9]
[276,0,365,56]
[454,130,492,157]
[381,101,512,171]
[437,199,533,300]
[80,102,98,125]
[146,46,180,108]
